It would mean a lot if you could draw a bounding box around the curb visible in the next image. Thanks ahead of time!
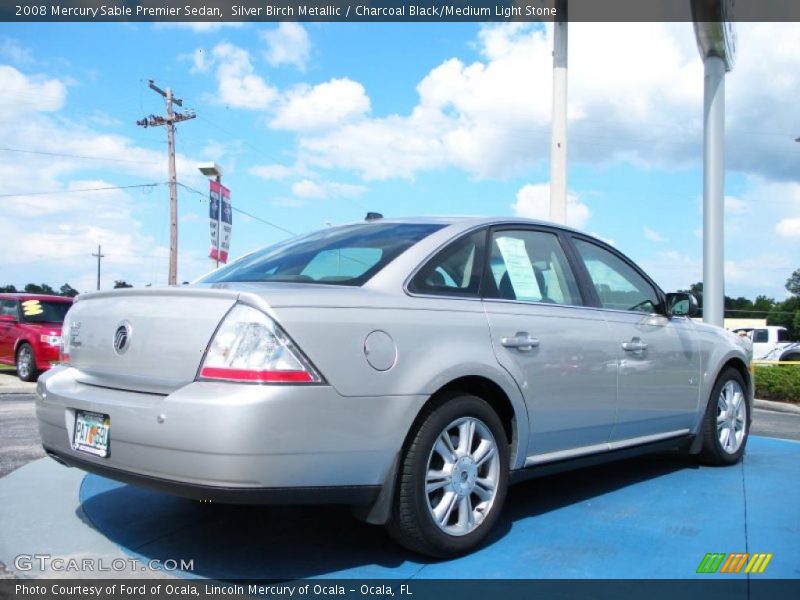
[754,398,800,415]
[0,387,35,395]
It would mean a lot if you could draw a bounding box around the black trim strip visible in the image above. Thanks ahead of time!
[509,435,694,484]
[45,447,380,506]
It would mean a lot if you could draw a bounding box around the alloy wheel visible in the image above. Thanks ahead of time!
[424,416,501,536]
[717,379,746,454]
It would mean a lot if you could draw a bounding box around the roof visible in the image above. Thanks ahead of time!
[345,215,585,234]
[0,293,74,302]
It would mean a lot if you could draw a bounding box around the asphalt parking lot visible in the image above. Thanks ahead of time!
[1,387,799,580]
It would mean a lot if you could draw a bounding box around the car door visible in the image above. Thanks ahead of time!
[0,300,20,362]
[482,227,619,463]
[570,236,701,441]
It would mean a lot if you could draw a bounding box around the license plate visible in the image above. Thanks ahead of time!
[73,410,110,457]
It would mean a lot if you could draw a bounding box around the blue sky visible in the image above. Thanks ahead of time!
[0,21,798,298]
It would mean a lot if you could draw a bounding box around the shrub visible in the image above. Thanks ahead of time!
[754,365,800,403]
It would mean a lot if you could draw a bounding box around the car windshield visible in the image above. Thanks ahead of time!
[20,300,71,323]
[199,222,444,286]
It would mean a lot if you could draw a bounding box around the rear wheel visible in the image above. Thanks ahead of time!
[16,343,38,382]
[386,393,509,558]
[698,368,749,465]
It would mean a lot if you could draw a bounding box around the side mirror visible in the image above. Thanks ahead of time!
[666,292,699,317]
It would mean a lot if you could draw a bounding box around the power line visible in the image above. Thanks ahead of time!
[196,113,286,165]
[0,146,159,165]
[0,182,164,199]
[177,182,296,236]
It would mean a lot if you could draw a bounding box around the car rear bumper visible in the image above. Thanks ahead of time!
[36,367,426,502]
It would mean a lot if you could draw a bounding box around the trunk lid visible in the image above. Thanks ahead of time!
[67,287,240,394]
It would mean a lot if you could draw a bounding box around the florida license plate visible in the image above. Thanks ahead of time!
[73,410,110,457]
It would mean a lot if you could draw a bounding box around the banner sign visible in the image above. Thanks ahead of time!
[209,181,232,264]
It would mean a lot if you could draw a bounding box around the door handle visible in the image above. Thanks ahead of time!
[621,338,647,353]
[501,332,540,351]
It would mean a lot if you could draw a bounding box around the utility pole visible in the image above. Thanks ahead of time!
[137,80,196,285]
[549,0,568,224]
[91,245,104,291]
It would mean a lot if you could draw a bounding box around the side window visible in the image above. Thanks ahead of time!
[0,300,18,319]
[486,230,581,305]
[409,231,484,297]
[777,329,789,342]
[573,239,660,313]
[752,329,769,343]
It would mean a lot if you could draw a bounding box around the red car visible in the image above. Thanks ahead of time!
[0,294,73,382]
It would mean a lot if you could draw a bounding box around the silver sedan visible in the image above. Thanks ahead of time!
[36,216,752,557]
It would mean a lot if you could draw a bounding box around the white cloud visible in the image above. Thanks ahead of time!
[643,227,665,242]
[208,42,277,110]
[510,183,591,229]
[776,217,800,238]
[261,23,311,71]
[0,67,208,289]
[289,22,800,183]
[187,48,208,73]
[271,78,371,131]
[291,179,367,200]
[0,38,34,65]
[725,195,748,214]
[0,65,66,117]
[249,163,309,180]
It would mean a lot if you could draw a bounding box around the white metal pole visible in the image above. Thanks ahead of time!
[549,13,568,224]
[702,55,726,327]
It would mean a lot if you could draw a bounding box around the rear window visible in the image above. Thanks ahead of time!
[20,300,71,323]
[199,223,444,286]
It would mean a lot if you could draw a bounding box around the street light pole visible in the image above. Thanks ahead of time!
[692,2,735,328]
[549,0,568,225]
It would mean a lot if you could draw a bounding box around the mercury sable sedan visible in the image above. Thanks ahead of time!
[36,217,752,557]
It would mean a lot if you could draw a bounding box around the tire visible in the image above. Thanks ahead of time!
[386,393,509,558]
[16,343,38,382]
[698,368,749,466]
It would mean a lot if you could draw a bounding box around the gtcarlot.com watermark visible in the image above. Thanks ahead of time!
[14,553,194,573]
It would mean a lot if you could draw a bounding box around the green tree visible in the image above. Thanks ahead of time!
[687,282,703,308]
[0,284,17,293]
[113,280,133,289]
[787,268,800,296]
[24,283,55,294]
[59,283,79,297]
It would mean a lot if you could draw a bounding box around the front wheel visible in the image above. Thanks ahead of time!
[16,343,38,382]
[386,393,509,558]
[698,368,749,465]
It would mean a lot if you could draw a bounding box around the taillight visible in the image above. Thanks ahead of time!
[198,304,322,384]
[40,334,61,346]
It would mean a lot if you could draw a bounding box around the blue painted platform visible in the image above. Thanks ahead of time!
[71,436,799,580]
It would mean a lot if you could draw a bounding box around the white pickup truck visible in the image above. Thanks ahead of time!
[732,325,797,360]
